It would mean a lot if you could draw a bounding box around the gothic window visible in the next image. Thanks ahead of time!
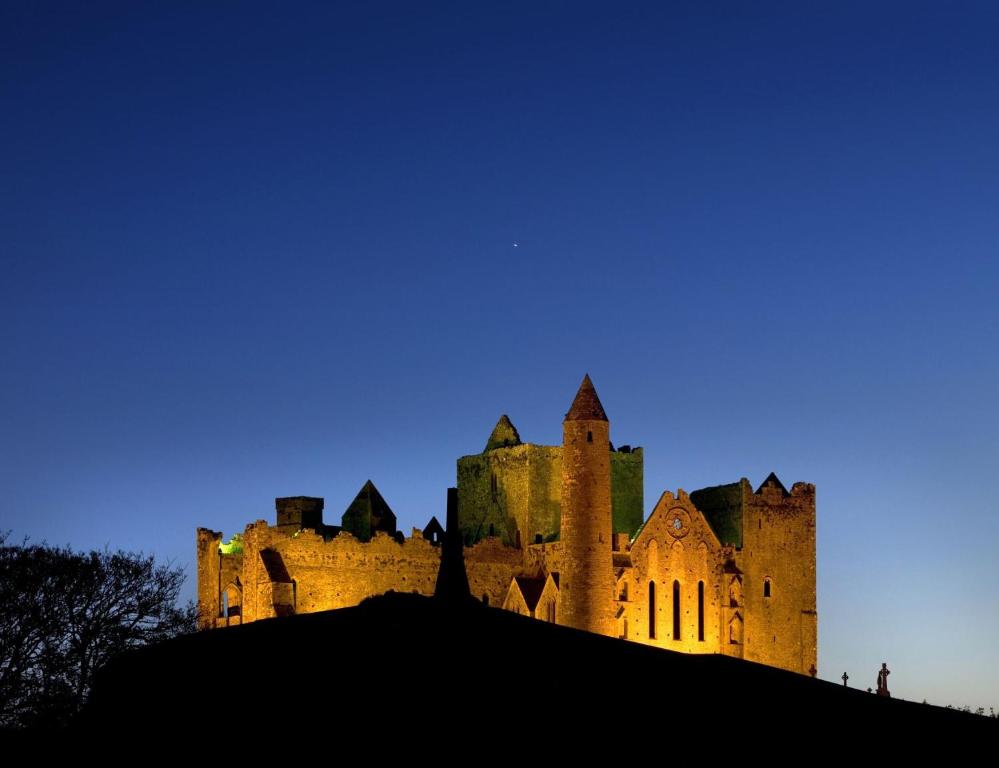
[672,580,681,640]
[729,613,743,645]
[698,580,704,642]
[223,583,241,619]
[587,431,593,442]
[764,578,772,598]
[648,581,656,640]
[729,576,742,607]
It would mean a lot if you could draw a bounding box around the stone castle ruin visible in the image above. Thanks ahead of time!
[197,375,817,675]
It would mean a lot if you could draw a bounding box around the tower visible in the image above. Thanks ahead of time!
[559,374,615,636]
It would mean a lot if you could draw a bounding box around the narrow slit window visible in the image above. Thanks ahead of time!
[764,578,771,598]
[697,581,704,642]
[648,581,656,639]
[673,580,681,640]
[587,431,593,443]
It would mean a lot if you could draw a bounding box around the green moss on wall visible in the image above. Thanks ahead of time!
[611,449,644,537]
[457,443,644,546]
[689,481,744,547]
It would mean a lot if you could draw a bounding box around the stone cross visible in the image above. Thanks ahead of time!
[842,672,849,687]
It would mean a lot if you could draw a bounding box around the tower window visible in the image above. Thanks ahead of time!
[764,578,772,598]
[673,580,681,640]
[697,581,704,642]
[648,581,656,640]
[586,431,593,443]
[490,473,497,502]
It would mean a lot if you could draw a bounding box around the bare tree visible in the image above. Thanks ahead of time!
[0,534,196,729]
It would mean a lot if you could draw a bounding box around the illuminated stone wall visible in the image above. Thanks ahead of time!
[456,443,643,547]
[628,491,728,655]
[737,479,817,675]
[559,416,615,636]
[197,517,526,625]
[196,529,222,630]
[687,476,818,674]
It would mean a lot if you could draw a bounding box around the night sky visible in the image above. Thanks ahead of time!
[3,2,997,710]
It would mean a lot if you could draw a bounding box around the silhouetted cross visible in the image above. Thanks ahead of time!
[842,672,849,686]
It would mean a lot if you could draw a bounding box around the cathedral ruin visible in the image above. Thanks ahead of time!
[197,375,817,675]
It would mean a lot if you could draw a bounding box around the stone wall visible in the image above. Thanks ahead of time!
[464,536,526,607]
[198,519,528,625]
[737,478,817,675]
[628,490,726,654]
[196,528,222,630]
[610,448,644,536]
[456,443,643,547]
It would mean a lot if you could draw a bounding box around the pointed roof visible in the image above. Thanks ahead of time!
[514,575,547,612]
[564,374,608,422]
[755,472,790,497]
[353,479,393,513]
[485,414,522,452]
[422,516,445,544]
[341,479,397,540]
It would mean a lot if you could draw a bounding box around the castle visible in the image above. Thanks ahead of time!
[197,376,817,675]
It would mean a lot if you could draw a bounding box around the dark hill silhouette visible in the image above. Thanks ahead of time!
[79,593,994,746]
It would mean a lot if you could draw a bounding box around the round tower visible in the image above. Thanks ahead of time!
[559,374,615,636]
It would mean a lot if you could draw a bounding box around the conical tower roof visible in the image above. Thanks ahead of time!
[485,414,522,452]
[564,374,608,422]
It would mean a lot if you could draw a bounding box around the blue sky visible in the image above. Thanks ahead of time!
[2,2,997,709]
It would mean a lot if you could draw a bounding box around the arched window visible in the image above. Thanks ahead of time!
[587,431,593,442]
[648,581,656,640]
[672,580,681,640]
[729,613,743,645]
[222,583,241,619]
[764,577,772,598]
[697,580,704,642]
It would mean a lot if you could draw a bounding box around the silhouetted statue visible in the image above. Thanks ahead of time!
[876,662,891,697]
[434,487,472,603]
